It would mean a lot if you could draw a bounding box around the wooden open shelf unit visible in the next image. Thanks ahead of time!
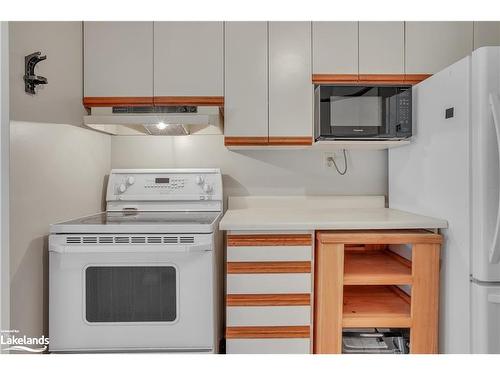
[314,230,441,354]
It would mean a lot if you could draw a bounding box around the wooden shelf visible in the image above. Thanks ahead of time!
[344,250,412,285]
[343,285,411,328]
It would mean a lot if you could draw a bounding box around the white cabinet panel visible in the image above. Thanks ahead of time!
[473,22,500,50]
[359,22,404,74]
[84,22,153,97]
[227,274,311,294]
[227,245,312,262]
[312,22,358,74]
[154,22,223,96]
[227,306,311,327]
[405,22,473,74]
[269,22,312,137]
[224,22,268,137]
[226,338,311,354]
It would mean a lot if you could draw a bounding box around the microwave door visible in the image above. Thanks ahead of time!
[330,96,381,137]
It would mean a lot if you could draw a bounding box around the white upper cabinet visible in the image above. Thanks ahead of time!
[154,22,223,97]
[473,22,500,50]
[224,22,268,137]
[84,22,153,97]
[359,22,404,74]
[405,22,473,74]
[312,22,358,74]
[269,22,312,138]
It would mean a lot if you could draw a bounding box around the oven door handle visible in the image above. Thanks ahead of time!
[50,243,213,254]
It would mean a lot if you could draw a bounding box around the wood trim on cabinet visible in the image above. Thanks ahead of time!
[312,74,359,84]
[404,74,432,85]
[83,97,154,108]
[227,234,312,247]
[358,74,407,84]
[153,96,224,106]
[268,137,313,146]
[311,74,431,85]
[227,261,311,274]
[316,230,443,245]
[227,293,311,306]
[226,326,310,339]
[224,137,269,146]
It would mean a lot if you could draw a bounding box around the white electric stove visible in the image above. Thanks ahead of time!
[49,169,223,353]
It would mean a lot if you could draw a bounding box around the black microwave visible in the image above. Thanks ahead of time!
[314,84,412,140]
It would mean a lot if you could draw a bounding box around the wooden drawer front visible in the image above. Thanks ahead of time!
[226,338,311,354]
[227,245,312,262]
[227,274,312,294]
[227,234,312,247]
[227,306,311,327]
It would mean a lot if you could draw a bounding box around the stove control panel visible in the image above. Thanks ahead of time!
[106,169,222,204]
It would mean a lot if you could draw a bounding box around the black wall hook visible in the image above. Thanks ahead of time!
[24,52,48,94]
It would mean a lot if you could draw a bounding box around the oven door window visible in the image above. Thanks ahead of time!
[85,266,177,323]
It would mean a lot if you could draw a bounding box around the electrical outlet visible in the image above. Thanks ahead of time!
[324,152,340,168]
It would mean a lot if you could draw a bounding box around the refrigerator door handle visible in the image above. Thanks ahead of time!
[488,92,500,264]
[487,294,500,304]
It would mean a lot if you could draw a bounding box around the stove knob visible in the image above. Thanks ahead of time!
[202,183,212,193]
[126,176,135,185]
[118,183,127,193]
[196,175,205,185]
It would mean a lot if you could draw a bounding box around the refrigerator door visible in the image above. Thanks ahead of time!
[471,47,500,282]
[471,282,500,353]
[389,56,471,353]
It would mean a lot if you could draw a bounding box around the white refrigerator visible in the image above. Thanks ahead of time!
[389,46,500,354]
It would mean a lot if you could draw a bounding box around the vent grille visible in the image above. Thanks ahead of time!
[163,236,178,244]
[99,237,113,244]
[65,235,197,245]
[180,236,195,244]
[115,237,130,244]
[66,237,81,244]
[147,237,162,244]
[131,237,146,244]
[82,237,98,244]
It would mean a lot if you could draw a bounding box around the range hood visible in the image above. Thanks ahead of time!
[84,105,223,136]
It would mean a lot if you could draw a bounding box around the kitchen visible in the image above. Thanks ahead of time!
[1,1,500,370]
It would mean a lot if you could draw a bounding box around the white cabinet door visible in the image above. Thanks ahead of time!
[269,22,312,138]
[359,22,404,74]
[312,22,358,74]
[84,22,153,97]
[224,22,268,137]
[473,22,500,50]
[154,22,223,96]
[405,22,473,74]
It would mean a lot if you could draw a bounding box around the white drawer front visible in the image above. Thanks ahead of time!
[226,338,311,354]
[227,246,312,261]
[227,274,312,294]
[227,306,311,327]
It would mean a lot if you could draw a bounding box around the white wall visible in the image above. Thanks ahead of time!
[9,22,85,126]
[0,22,10,342]
[10,122,110,339]
[111,136,388,199]
[8,22,111,341]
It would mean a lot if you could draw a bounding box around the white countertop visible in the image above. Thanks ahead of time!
[219,196,448,231]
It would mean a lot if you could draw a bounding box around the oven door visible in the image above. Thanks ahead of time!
[49,235,214,352]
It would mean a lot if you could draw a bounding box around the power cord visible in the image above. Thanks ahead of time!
[328,149,348,175]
